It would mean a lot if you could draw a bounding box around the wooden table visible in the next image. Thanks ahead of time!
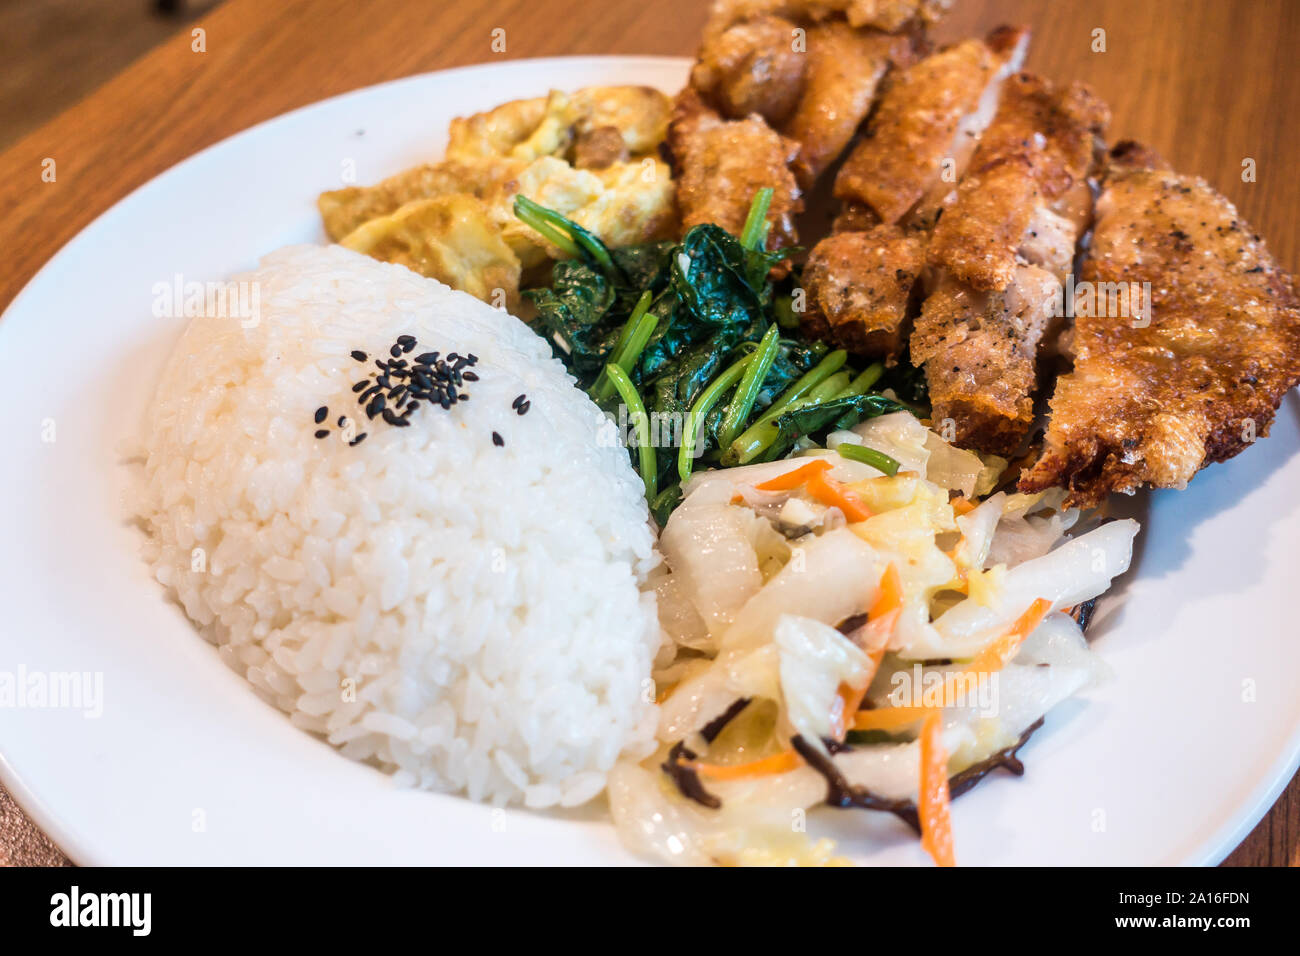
[0,0,1295,867]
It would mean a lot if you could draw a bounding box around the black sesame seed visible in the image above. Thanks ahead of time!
[382,409,401,425]
[389,385,408,403]
[463,371,479,382]
[377,375,391,388]
[447,352,459,362]
[390,358,408,369]
[492,431,504,447]
[512,394,526,409]
[352,380,369,393]
[337,416,347,427]
[406,401,420,413]
[390,345,402,358]
[415,352,438,364]
[517,400,530,415]
[440,397,452,410]
[349,433,367,446]
[446,385,457,400]
[397,334,416,347]
[314,406,328,424]
[314,429,329,439]
[350,350,367,362]
[466,353,478,364]
[459,393,470,401]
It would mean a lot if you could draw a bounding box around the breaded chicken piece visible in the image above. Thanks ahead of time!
[800,226,926,356]
[787,23,918,187]
[702,0,952,39]
[691,14,808,125]
[908,74,1110,454]
[668,87,803,252]
[928,74,1110,289]
[1019,143,1300,506]
[912,267,1060,453]
[834,26,1030,226]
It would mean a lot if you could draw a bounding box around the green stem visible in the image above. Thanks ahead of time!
[513,195,616,275]
[604,363,657,502]
[724,349,847,465]
[679,351,754,483]
[837,442,900,476]
[717,325,780,450]
[740,188,774,251]
[838,362,884,399]
[590,290,655,402]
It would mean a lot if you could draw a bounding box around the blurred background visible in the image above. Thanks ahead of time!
[0,0,218,150]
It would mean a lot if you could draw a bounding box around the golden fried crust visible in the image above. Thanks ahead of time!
[832,26,1029,224]
[1019,144,1300,506]
[786,24,915,187]
[668,88,803,252]
[702,0,952,39]
[928,159,1041,291]
[927,74,1109,290]
[912,267,1060,454]
[801,226,925,358]
[691,15,807,125]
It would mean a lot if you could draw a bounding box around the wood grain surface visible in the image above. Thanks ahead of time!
[0,0,1295,867]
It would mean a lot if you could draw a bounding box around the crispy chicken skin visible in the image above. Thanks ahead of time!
[1019,143,1300,506]
[928,74,1110,290]
[787,24,917,186]
[834,26,1030,225]
[908,73,1110,454]
[702,0,952,39]
[800,226,926,355]
[668,88,803,252]
[691,14,808,125]
[912,267,1060,453]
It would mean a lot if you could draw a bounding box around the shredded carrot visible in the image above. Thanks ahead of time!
[693,750,802,780]
[966,597,1052,674]
[755,459,831,491]
[869,562,904,617]
[950,496,977,516]
[806,470,872,521]
[918,711,955,867]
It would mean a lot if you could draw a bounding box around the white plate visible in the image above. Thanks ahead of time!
[1,56,1298,866]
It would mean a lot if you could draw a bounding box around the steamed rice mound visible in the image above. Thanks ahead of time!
[135,244,660,808]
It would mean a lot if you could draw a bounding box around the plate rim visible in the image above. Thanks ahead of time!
[1,53,1296,867]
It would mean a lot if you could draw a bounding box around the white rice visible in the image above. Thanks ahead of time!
[133,244,661,808]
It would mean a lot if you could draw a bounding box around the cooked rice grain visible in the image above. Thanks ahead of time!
[135,245,660,807]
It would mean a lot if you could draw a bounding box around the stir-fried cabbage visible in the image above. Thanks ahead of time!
[632,416,1138,866]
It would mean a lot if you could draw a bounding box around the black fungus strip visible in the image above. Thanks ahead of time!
[947,717,1044,800]
[790,735,922,833]
[699,698,751,744]
[661,742,721,810]
[792,717,1048,834]
[836,613,869,636]
[1068,599,1097,636]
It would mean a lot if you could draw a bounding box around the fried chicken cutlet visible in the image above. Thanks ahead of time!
[1019,142,1300,506]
